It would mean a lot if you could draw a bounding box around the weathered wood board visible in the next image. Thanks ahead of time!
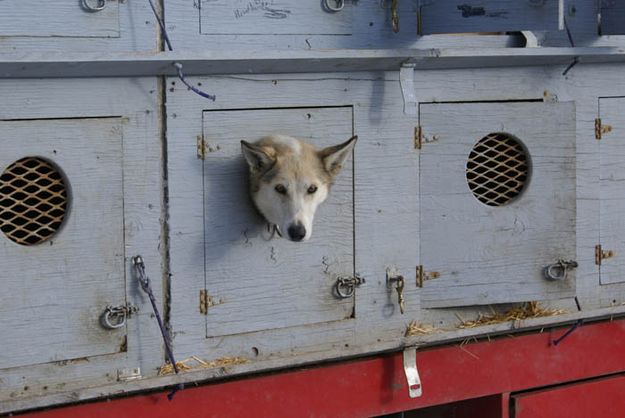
[0,78,164,414]
[419,102,576,308]
[418,0,562,35]
[0,0,156,52]
[0,1,119,38]
[202,107,354,337]
[200,0,352,35]
[0,118,125,370]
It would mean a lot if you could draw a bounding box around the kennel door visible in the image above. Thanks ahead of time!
[200,1,352,36]
[202,107,354,338]
[600,1,625,35]
[419,102,576,308]
[599,97,625,285]
[0,0,119,38]
[0,118,126,370]
[418,0,562,35]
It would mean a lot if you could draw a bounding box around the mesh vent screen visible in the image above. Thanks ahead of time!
[466,133,529,207]
[0,157,68,245]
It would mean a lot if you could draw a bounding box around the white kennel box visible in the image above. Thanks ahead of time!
[0,79,164,408]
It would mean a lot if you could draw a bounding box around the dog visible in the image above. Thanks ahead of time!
[241,134,357,242]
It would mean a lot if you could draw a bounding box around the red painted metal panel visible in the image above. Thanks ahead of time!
[513,374,625,418]
[15,319,625,418]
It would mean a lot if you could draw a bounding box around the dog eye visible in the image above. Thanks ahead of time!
[275,184,287,195]
[307,185,318,194]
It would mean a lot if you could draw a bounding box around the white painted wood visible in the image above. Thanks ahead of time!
[200,0,352,35]
[0,78,164,414]
[599,97,625,285]
[418,0,561,35]
[419,102,576,307]
[0,1,119,38]
[6,47,625,78]
[202,107,354,337]
[0,1,155,52]
[0,118,125,369]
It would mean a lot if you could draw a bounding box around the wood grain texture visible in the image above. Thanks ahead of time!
[0,0,119,38]
[419,102,576,308]
[200,0,351,35]
[0,0,156,52]
[0,118,125,369]
[168,0,519,51]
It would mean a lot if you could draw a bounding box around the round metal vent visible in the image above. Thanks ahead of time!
[466,133,529,207]
[0,157,68,245]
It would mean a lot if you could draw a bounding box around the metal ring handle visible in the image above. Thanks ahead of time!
[543,260,578,281]
[323,0,345,12]
[101,306,127,329]
[335,279,355,299]
[81,0,106,12]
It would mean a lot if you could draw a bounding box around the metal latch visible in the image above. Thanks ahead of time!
[543,260,578,281]
[403,347,422,398]
[81,0,106,12]
[101,303,138,330]
[595,244,615,266]
[387,270,406,314]
[334,274,365,299]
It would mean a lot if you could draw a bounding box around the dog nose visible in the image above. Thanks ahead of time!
[287,223,307,242]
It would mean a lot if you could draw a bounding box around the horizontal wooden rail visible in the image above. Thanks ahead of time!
[1,47,625,78]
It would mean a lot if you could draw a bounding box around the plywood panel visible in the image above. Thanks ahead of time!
[200,0,352,35]
[202,107,354,337]
[419,0,561,35]
[419,102,576,307]
[0,118,125,369]
[0,1,119,38]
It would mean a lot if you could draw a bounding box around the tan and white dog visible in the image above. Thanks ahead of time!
[241,134,357,242]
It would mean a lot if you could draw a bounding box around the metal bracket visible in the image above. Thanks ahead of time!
[399,63,417,116]
[403,347,422,398]
[117,367,142,382]
[596,244,615,266]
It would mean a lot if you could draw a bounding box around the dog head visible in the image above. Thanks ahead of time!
[241,134,357,242]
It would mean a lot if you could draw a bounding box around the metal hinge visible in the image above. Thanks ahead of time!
[200,289,208,314]
[117,367,142,382]
[197,135,206,159]
[595,118,613,140]
[595,244,615,266]
[416,265,440,287]
[414,126,422,149]
[200,289,223,314]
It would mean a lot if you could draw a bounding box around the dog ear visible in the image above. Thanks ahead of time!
[319,135,358,177]
[241,140,275,172]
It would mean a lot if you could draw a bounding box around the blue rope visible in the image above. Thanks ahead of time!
[147,0,216,101]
